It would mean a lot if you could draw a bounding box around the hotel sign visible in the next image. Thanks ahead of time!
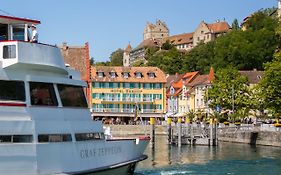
[110,89,142,93]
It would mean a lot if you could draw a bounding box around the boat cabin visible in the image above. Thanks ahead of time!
[0,15,40,42]
[0,15,69,76]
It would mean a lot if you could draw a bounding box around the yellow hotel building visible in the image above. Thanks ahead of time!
[91,66,166,123]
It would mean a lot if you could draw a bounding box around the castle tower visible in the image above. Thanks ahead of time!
[143,20,169,41]
[123,43,132,67]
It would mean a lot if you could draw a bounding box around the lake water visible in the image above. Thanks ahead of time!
[135,136,281,175]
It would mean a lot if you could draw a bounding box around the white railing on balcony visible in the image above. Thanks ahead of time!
[142,98,153,102]
[142,109,162,113]
[102,97,121,102]
[92,108,163,113]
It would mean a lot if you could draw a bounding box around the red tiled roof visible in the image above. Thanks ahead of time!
[183,71,199,84]
[239,70,263,84]
[166,74,184,88]
[207,22,231,33]
[124,44,132,53]
[91,66,166,83]
[134,39,159,51]
[164,32,193,45]
[188,74,210,87]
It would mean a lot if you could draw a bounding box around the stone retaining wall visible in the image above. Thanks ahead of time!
[105,125,167,136]
[106,125,281,147]
[218,131,281,147]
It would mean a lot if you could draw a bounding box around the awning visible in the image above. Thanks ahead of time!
[164,112,174,117]
[174,113,185,117]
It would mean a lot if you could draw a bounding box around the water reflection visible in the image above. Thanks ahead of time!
[136,135,281,175]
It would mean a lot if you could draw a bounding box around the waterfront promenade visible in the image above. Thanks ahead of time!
[106,124,281,147]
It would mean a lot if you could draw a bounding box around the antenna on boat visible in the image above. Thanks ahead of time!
[0,9,15,17]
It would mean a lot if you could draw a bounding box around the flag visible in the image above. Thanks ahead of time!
[134,103,139,121]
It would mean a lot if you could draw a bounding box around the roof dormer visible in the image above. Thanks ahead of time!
[135,72,142,79]
[97,71,104,78]
[110,70,117,78]
[122,72,130,79]
[147,72,156,78]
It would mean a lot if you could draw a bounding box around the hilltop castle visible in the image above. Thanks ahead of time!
[123,19,231,67]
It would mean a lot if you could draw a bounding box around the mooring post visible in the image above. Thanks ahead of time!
[167,117,172,144]
[210,118,214,146]
[178,117,182,147]
[214,118,218,146]
[190,122,194,145]
[150,117,155,146]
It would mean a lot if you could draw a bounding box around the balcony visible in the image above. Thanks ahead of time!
[92,108,163,114]
[101,97,121,102]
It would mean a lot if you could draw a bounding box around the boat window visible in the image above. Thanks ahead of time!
[57,84,88,107]
[0,80,25,101]
[0,135,33,143]
[75,133,105,141]
[3,45,16,59]
[12,26,25,41]
[0,24,8,41]
[38,134,72,143]
[30,82,58,106]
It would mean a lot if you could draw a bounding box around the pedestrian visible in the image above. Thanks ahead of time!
[30,24,38,43]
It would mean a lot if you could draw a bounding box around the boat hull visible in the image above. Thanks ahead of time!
[69,155,147,175]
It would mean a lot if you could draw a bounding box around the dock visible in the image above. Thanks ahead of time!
[170,121,218,146]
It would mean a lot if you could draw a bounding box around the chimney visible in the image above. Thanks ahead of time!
[208,67,215,82]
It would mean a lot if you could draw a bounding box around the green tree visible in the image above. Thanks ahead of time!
[181,7,279,73]
[183,41,214,74]
[109,48,124,66]
[161,40,174,50]
[132,60,146,67]
[245,8,278,31]
[95,61,110,66]
[147,48,184,74]
[231,19,240,30]
[258,58,281,115]
[90,57,95,65]
[207,66,250,116]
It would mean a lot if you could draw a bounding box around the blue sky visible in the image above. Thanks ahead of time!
[0,0,277,62]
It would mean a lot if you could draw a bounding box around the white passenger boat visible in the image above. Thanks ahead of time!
[0,15,149,175]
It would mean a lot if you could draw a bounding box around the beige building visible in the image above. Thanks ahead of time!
[164,32,193,51]
[91,66,166,123]
[193,21,231,47]
[143,20,169,40]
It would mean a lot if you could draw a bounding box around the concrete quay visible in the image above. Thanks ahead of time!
[105,124,281,147]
